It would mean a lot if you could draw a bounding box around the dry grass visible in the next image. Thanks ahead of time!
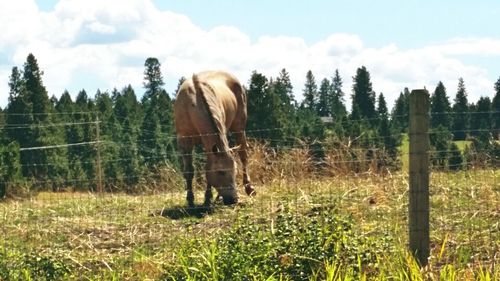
[0,144,498,280]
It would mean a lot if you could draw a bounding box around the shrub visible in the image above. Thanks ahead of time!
[164,206,394,280]
[0,248,71,281]
[447,143,463,170]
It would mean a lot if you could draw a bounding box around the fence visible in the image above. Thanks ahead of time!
[0,96,499,279]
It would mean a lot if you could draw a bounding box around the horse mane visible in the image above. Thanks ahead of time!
[192,74,229,150]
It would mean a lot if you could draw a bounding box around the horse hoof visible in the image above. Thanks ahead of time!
[245,184,256,196]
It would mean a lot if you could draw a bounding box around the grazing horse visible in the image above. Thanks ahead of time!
[174,71,255,206]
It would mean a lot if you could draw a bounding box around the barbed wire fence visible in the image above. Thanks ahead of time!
[0,93,499,277]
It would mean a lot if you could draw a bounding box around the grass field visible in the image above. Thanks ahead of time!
[0,167,498,280]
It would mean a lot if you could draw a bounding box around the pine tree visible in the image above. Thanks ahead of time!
[467,96,494,168]
[95,90,117,137]
[0,107,4,137]
[139,58,174,169]
[330,69,347,121]
[430,81,451,129]
[377,93,399,160]
[142,57,164,101]
[0,142,22,198]
[296,107,326,159]
[18,54,68,186]
[115,85,141,126]
[120,119,141,188]
[475,97,492,128]
[139,103,162,168]
[274,69,296,112]
[56,90,74,114]
[71,90,96,190]
[302,70,318,111]
[269,69,298,139]
[247,71,288,145]
[5,66,33,158]
[430,125,452,169]
[473,97,492,141]
[493,76,500,140]
[351,66,376,125]
[95,90,122,189]
[114,84,142,185]
[54,91,75,186]
[317,78,331,117]
[157,89,176,164]
[390,88,410,132]
[451,78,469,140]
[247,71,269,134]
[24,54,51,125]
[377,93,389,133]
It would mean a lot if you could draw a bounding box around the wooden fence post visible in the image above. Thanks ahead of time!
[409,89,430,266]
[95,114,103,194]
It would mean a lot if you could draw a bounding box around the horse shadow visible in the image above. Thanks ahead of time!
[152,205,214,220]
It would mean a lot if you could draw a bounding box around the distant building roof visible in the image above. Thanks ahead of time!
[320,116,334,123]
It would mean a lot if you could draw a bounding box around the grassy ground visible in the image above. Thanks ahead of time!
[0,168,498,280]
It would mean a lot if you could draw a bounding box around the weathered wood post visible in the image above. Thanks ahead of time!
[409,89,430,266]
[95,114,103,194]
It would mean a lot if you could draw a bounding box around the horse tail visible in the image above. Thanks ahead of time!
[192,74,225,149]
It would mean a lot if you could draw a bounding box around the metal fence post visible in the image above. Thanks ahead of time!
[409,89,430,266]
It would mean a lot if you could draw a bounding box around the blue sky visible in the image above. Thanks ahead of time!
[37,0,499,48]
[1,0,499,108]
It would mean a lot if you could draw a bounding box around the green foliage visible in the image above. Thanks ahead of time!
[430,81,451,129]
[142,57,165,99]
[330,69,347,120]
[377,93,401,164]
[1,55,498,194]
[0,142,22,198]
[165,207,393,280]
[390,88,410,133]
[95,90,123,190]
[464,130,497,168]
[470,96,492,138]
[72,90,96,190]
[302,70,318,111]
[247,71,291,145]
[317,78,332,117]
[451,78,469,140]
[430,125,452,169]
[493,76,500,140]
[139,58,175,169]
[351,66,376,126]
[0,248,70,281]
[120,119,142,188]
[447,142,463,170]
[5,54,69,187]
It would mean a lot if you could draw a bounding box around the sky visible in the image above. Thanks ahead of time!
[1,0,499,109]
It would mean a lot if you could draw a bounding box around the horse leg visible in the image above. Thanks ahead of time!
[179,140,195,207]
[204,184,213,207]
[234,131,255,196]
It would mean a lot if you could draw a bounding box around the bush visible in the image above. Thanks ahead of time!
[447,143,463,170]
[430,125,452,169]
[164,206,394,280]
[0,248,71,280]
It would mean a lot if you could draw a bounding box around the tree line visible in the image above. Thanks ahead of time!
[0,54,499,197]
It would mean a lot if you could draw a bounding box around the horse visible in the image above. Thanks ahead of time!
[174,71,255,206]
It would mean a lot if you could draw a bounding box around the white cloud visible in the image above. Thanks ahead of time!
[428,38,500,56]
[87,22,116,34]
[0,0,499,109]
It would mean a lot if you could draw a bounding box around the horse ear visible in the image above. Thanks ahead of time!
[212,144,220,154]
